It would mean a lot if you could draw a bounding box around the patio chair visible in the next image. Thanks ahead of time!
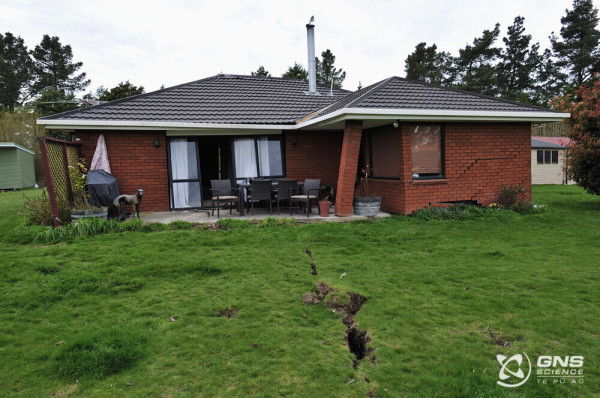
[290,179,320,217]
[274,179,298,215]
[210,180,240,219]
[247,179,273,216]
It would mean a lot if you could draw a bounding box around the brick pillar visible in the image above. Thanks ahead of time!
[335,120,363,216]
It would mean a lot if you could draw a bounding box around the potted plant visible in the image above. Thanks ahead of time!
[69,161,108,220]
[319,190,332,217]
[353,164,381,216]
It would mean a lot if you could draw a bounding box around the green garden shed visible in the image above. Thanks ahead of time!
[0,142,36,189]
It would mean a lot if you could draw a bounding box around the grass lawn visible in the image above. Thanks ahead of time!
[0,185,598,397]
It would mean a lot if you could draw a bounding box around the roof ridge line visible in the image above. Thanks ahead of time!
[344,76,396,108]
[304,77,395,121]
[219,74,351,93]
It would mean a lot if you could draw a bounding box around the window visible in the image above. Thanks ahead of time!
[537,150,559,165]
[411,124,443,179]
[233,136,284,179]
[362,127,401,179]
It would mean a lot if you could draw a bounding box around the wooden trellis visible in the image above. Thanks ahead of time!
[38,137,81,227]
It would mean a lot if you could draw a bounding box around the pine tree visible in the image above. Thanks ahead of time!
[33,86,79,116]
[453,24,502,96]
[315,49,346,89]
[0,32,33,110]
[251,66,271,77]
[550,0,600,89]
[31,35,90,95]
[496,16,542,103]
[532,49,564,105]
[404,42,453,85]
[282,62,308,80]
[97,81,144,101]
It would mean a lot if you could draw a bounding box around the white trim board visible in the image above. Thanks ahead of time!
[37,119,295,131]
[38,108,570,131]
[296,108,571,129]
[0,142,35,154]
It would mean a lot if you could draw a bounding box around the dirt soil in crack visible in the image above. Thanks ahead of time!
[311,283,373,366]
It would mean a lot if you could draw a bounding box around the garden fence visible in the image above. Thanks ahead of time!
[38,137,81,227]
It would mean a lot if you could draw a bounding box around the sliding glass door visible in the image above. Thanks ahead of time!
[168,135,284,210]
[169,138,203,209]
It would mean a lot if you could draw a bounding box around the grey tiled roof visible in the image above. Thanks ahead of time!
[40,74,350,125]
[41,74,562,126]
[531,138,566,149]
[309,76,562,120]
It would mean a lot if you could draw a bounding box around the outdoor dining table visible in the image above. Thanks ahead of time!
[236,180,303,216]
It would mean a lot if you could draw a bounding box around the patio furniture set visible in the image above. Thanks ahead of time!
[210,178,321,219]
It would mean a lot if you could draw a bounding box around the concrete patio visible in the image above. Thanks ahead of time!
[140,206,391,224]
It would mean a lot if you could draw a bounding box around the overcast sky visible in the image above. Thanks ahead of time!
[1,0,596,94]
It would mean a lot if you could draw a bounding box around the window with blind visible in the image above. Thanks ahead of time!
[411,124,443,179]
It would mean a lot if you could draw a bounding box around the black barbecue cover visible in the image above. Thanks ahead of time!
[87,170,120,207]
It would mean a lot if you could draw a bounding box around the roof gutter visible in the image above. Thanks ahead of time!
[296,107,571,129]
[37,108,570,132]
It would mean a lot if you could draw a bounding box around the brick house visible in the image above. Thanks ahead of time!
[37,74,568,216]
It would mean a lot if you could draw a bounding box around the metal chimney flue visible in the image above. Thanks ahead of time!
[306,16,317,94]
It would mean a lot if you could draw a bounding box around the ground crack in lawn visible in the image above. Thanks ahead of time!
[303,248,374,368]
[305,246,318,275]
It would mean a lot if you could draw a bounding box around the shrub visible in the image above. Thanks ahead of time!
[498,184,542,214]
[20,191,53,226]
[69,160,93,210]
[20,190,72,226]
[56,328,146,379]
[499,184,527,208]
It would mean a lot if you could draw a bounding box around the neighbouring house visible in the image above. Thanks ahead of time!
[36,24,569,216]
[531,137,572,185]
[0,142,36,189]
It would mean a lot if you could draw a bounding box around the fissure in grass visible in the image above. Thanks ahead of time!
[304,247,373,367]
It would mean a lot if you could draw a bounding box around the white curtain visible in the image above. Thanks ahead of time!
[170,139,189,208]
[90,134,111,174]
[234,138,257,178]
[257,137,270,176]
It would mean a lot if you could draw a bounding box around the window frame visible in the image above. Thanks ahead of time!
[166,137,204,210]
[362,128,402,180]
[410,123,445,180]
[537,149,560,165]
[537,150,544,164]
[230,135,285,180]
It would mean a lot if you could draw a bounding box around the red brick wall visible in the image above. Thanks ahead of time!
[72,122,531,215]
[366,122,532,214]
[335,121,363,216]
[75,131,169,212]
[284,130,343,190]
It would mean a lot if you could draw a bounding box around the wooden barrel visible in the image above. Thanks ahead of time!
[353,197,381,216]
